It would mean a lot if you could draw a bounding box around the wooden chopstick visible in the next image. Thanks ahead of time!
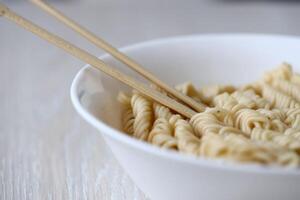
[0,4,196,118]
[29,0,206,113]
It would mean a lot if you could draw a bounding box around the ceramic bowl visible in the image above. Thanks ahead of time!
[71,34,300,200]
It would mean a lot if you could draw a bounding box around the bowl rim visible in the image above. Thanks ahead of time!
[71,33,300,175]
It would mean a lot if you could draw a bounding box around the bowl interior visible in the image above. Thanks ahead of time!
[71,34,300,171]
[73,34,300,132]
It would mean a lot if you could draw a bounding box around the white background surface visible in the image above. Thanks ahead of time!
[1,0,300,199]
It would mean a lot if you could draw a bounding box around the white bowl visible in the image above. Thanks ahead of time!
[71,34,300,200]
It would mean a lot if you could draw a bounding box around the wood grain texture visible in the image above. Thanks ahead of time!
[1,1,300,199]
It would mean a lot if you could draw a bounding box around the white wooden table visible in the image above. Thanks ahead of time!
[1,1,300,199]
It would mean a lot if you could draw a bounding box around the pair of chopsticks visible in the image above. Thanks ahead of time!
[0,1,205,118]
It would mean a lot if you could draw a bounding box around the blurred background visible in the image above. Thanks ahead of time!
[1,0,300,199]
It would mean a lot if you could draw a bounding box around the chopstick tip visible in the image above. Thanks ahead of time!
[0,3,9,16]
